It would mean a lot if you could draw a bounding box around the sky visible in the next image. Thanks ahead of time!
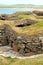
[0,0,43,5]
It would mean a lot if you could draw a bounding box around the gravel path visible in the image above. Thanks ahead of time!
[0,46,43,59]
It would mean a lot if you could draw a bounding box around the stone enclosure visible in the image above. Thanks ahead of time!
[0,24,43,56]
[0,11,43,56]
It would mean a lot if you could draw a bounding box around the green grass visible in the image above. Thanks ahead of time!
[35,15,43,19]
[0,56,43,65]
[18,14,37,20]
[13,57,43,65]
[20,20,43,35]
[0,56,19,65]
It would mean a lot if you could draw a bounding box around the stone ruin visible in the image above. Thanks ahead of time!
[15,19,37,27]
[0,14,19,20]
[0,24,43,56]
[0,25,8,46]
[0,14,8,20]
[33,11,43,16]
[0,24,17,46]
[11,35,43,56]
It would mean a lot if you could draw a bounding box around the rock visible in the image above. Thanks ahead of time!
[25,48,30,53]
[18,43,25,49]
[18,49,25,54]
[12,43,18,52]
[41,47,43,51]
[31,42,40,46]
[39,37,43,46]
[33,10,43,16]
[17,36,22,40]
[26,43,32,48]
[0,14,8,20]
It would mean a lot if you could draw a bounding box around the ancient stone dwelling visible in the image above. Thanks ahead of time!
[0,24,43,56]
[0,25,8,46]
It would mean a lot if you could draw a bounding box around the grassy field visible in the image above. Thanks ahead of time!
[21,20,43,35]
[0,55,43,65]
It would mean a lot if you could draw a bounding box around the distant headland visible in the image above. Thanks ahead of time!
[0,4,43,8]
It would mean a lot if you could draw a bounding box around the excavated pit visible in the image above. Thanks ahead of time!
[16,24,31,27]
[15,19,37,27]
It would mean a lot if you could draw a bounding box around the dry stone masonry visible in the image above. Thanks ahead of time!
[0,24,43,56]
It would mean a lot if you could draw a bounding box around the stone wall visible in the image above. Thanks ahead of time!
[0,24,43,56]
[0,24,17,46]
[11,35,43,56]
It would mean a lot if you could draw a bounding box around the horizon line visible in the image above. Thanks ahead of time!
[0,4,43,6]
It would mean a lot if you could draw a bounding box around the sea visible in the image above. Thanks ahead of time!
[0,8,36,14]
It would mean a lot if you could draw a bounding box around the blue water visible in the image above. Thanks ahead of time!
[0,8,35,14]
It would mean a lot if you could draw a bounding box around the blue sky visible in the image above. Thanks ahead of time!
[0,0,43,5]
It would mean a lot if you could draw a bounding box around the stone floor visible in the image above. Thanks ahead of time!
[0,46,43,59]
[0,46,23,58]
